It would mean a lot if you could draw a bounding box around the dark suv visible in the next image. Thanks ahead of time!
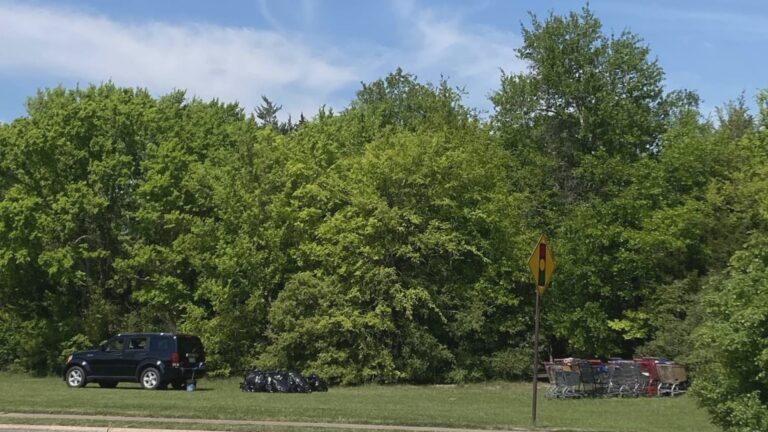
[63,333,206,390]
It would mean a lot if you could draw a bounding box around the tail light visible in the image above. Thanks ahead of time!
[171,352,180,367]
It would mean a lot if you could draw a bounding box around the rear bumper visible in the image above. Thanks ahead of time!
[163,365,206,381]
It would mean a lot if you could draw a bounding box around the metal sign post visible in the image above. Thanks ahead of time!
[527,234,556,427]
[532,288,541,426]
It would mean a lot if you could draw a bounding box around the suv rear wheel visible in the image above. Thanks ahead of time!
[140,367,161,390]
[66,366,87,388]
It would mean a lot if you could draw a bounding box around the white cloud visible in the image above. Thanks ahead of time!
[0,2,358,118]
[387,3,525,114]
[418,14,522,80]
[0,1,524,119]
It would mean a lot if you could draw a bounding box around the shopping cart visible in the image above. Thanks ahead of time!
[656,363,687,396]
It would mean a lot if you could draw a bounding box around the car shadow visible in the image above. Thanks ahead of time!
[87,386,212,392]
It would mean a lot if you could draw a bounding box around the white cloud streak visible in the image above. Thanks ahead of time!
[388,3,525,113]
[0,2,357,117]
[0,1,523,118]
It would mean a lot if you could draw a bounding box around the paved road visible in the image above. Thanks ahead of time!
[0,427,204,432]
[0,413,576,432]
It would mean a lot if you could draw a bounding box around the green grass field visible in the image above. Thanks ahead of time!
[0,374,717,432]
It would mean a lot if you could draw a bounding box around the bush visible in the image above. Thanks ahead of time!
[59,334,93,360]
[0,312,18,369]
[691,236,768,431]
[483,347,533,381]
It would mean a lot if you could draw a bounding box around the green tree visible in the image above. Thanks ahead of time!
[0,84,157,372]
[490,7,716,359]
[689,92,768,432]
[255,96,282,129]
[491,7,693,207]
[259,73,534,383]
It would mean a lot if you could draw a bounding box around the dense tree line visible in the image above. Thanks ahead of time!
[0,8,766,431]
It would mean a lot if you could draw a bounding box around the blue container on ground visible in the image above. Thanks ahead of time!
[186,367,199,391]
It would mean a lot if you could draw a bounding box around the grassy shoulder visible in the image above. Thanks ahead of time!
[0,374,716,432]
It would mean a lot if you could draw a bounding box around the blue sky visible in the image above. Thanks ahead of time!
[1,0,766,122]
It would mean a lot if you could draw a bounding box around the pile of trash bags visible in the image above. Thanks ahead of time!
[240,369,328,393]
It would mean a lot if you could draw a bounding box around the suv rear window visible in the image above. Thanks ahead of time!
[177,336,204,356]
[150,335,174,352]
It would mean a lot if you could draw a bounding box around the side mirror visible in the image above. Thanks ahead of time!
[99,341,108,351]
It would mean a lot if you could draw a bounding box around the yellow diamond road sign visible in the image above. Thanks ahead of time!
[528,234,556,294]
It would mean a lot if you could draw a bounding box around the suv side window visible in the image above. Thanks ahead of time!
[106,337,124,352]
[150,335,173,352]
[127,337,148,351]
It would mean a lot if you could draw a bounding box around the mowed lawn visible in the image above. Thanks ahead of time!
[0,374,716,432]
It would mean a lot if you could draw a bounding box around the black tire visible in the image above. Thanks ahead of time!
[98,381,118,388]
[66,366,87,388]
[171,380,185,390]
[140,367,161,390]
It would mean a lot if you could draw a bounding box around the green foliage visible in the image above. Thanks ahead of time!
[0,84,158,371]
[489,8,765,374]
[59,334,93,360]
[491,7,678,208]
[0,312,19,368]
[688,98,768,431]
[692,236,768,431]
[259,74,533,383]
[488,16,708,359]
[0,72,537,380]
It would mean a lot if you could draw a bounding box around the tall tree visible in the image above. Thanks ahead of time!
[0,84,157,372]
[255,96,282,129]
[688,91,768,432]
[259,72,535,383]
[490,7,707,358]
[491,7,689,206]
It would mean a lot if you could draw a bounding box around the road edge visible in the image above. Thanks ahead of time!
[0,413,587,432]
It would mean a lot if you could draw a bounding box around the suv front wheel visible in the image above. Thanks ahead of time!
[66,366,87,388]
[140,367,161,390]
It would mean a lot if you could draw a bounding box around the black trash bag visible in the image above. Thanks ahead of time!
[269,371,292,393]
[288,371,312,393]
[240,369,255,392]
[241,369,268,392]
[307,373,328,392]
[264,374,275,392]
[251,370,269,392]
[241,369,327,394]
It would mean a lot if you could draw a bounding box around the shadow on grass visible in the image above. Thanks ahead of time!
[82,386,213,392]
